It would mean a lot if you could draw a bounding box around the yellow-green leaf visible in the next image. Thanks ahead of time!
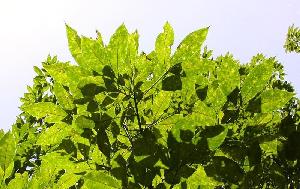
[260,89,294,112]
[0,132,16,172]
[37,122,72,147]
[241,59,273,103]
[155,22,174,65]
[82,171,121,189]
[172,27,209,64]
[21,102,67,123]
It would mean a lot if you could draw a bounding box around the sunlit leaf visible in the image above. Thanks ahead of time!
[241,59,273,103]
[260,89,294,112]
[21,102,67,123]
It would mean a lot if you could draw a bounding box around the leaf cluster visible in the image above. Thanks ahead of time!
[284,24,300,53]
[0,22,300,188]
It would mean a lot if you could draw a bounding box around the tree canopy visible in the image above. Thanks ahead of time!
[0,22,300,188]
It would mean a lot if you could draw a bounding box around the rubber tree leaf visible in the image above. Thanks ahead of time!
[137,23,174,95]
[37,122,72,148]
[172,27,209,64]
[82,171,121,189]
[241,59,273,104]
[21,102,67,123]
[154,114,183,147]
[260,89,294,112]
[0,132,16,173]
[142,90,172,121]
[4,162,14,180]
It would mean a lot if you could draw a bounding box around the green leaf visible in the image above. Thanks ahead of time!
[205,81,227,111]
[216,54,240,96]
[33,66,43,76]
[75,115,95,129]
[155,22,174,65]
[21,102,67,123]
[0,132,16,173]
[172,27,209,64]
[83,171,121,189]
[4,162,14,180]
[260,89,294,112]
[7,173,29,189]
[207,126,228,151]
[0,129,4,139]
[53,83,75,110]
[185,165,222,188]
[191,100,217,126]
[44,63,91,86]
[241,59,273,103]
[81,36,107,73]
[107,24,131,75]
[54,173,81,189]
[260,139,279,155]
[37,122,72,147]
[171,115,198,142]
[66,24,82,64]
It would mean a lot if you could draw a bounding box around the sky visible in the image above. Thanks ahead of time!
[0,0,299,131]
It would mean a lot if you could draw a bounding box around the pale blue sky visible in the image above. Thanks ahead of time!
[0,0,299,131]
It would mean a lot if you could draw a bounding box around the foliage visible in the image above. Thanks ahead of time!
[0,22,300,188]
[284,24,300,53]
